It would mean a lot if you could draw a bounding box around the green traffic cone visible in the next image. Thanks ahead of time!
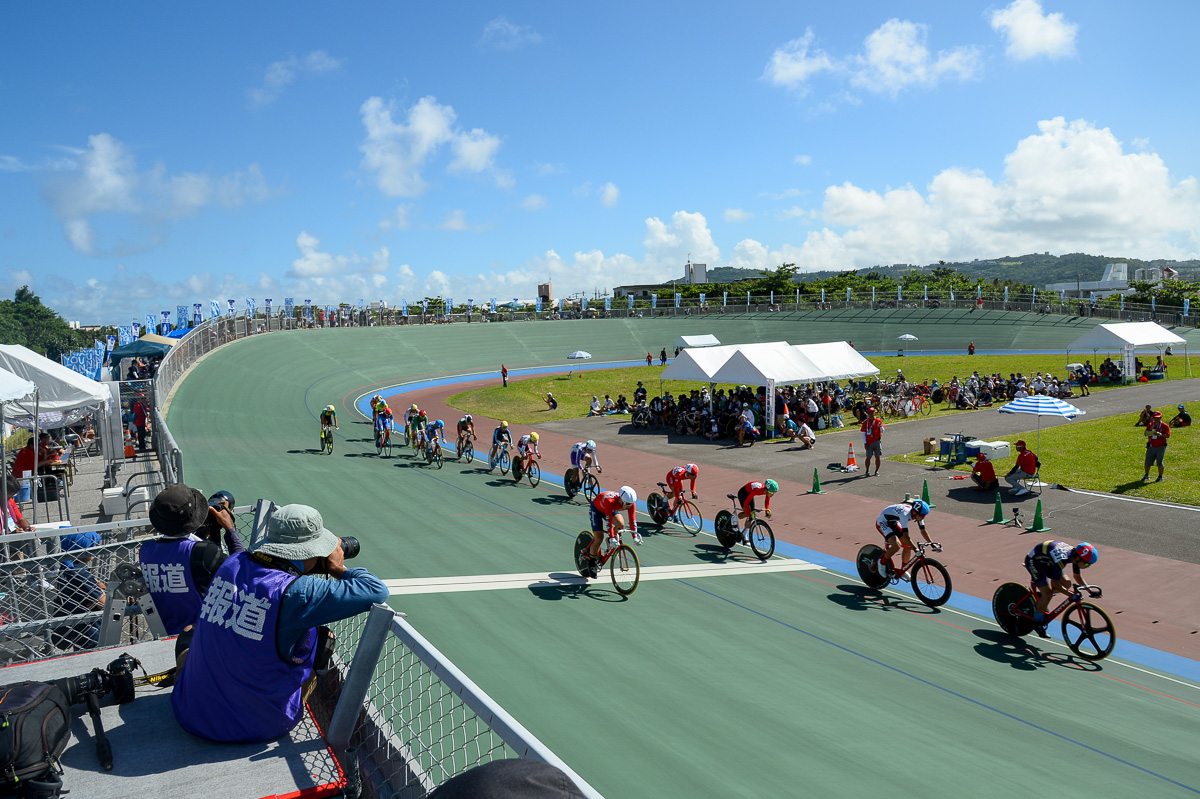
[808,467,826,494]
[922,479,936,508]
[1025,499,1050,532]
[987,492,1007,524]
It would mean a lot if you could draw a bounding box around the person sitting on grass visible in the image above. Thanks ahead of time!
[971,453,999,491]
[544,392,558,411]
[602,394,616,413]
[615,394,629,412]
[1136,404,1154,427]
[589,396,602,416]
[1169,404,1191,427]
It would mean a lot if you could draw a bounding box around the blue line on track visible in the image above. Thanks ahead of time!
[679,579,1200,795]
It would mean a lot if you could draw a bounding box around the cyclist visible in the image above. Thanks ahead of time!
[425,419,445,458]
[1023,541,1099,638]
[568,440,601,489]
[456,414,476,457]
[735,479,777,544]
[370,394,386,423]
[666,463,700,507]
[874,499,933,578]
[584,486,640,578]
[513,431,541,481]
[320,405,338,436]
[374,406,395,447]
[413,409,430,450]
[404,404,421,443]
[490,420,512,468]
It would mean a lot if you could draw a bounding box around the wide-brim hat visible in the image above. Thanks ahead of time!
[251,504,339,560]
[149,483,209,537]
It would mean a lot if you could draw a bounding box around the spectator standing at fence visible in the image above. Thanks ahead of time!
[968,341,975,355]
[54,531,105,651]
[860,407,883,477]
[659,348,667,365]
[1143,412,1170,482]
[139,483,245,640]
[501,364,508,387]
[133,398,149,450]
[646,352,652,366]
[172,504,388,743]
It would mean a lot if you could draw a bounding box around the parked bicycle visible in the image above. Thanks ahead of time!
[714,494,774,560]
[565,464,600,501]
[855,541,952,607]
[573,528,640,595]
[647,482,702,535]
[992,581,1114,661]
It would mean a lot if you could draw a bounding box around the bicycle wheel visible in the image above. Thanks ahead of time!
[992,582,1036,637]
[714,510,737,550]
[382,438,392,458]
[918,398,932,416]
[564,470,580,498]
[646,492,669,525]
[499,449,511,475]
[855,544,889,589]
[676,499,702,535]
[610,544,640,595]
[434,448,443,469]
[910,557,952,607]
[1061,602,1116,661]
[573,532,594,577]
[527,461,541,487]
[375,433,383,456]
[748,519,774,560]
[582,474,599,501]
[325,431,334,454]
[463,441,474,463]
[512,457,524,481]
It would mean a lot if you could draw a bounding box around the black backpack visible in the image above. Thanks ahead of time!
[0,682,70,797]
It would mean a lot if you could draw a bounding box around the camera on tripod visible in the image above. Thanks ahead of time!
[54,653,140,707]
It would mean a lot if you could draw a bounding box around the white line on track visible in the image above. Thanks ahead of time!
[384,557,819,595]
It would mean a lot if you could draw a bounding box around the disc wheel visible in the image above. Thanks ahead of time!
[499,449,511,475]
[512,457,524,481]
[610,544,640,595]
[582,474,600,501]
[855,544,889,589]
[714,510,737,550]
[748,519,774,561]
[565,470,580,498]
[1062,602,1116,661]
[574,532,594,577]
[910,557,952,607]
[647,492,669,525]
[992,582,1036,637]
[527,461,541,487]
[675,499,702,535]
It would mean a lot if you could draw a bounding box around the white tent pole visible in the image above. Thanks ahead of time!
[766,378,775,437]
[31,392,40,525]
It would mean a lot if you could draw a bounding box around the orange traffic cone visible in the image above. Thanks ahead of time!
[846,443,858,470]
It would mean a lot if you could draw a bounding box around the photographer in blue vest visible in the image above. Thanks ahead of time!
[172,504,388,743]
[138,483,245,641]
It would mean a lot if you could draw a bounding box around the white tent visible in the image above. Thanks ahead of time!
[1067,322,1190,379]
[791,342,879,381]
[0,367,39,519]
[661,343,784,383]
[674,334,721,349]
[0,344,111,429]
[709,343,821,386]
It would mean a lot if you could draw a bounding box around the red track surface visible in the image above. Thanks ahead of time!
[394,376,1200,663]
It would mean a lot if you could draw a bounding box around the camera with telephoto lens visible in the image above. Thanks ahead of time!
[339,536,360,559]
[54,653,140,707]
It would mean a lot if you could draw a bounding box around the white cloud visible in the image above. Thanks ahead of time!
[724,208,752,222]
[379,204,414,231]
[289,231,390,278]
[572,181,594,198]
[990,0,1077,60]
[765,20,980,100]
[761,187,803,200]
[600,182,619,207]
[440,210,470,231]
[521,194,547,210]
[248,50,344,106]
[0,153,76,173]
[794,154,812,166]
[359,96,505,198]
[778,207,808,220]
[479,18,542,51]
[39,133,270,255]
[534,162,566,177]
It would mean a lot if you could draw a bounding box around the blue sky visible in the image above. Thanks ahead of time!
[3,1,1199,323]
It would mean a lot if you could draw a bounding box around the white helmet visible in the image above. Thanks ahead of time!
[585,440,596,451]
[618,486,637,506]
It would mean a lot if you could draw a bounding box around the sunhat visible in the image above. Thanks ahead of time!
[251,504,340,560]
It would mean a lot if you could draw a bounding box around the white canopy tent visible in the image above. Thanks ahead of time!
[673,334,721,349]
[0,367,39,520]
[791,342,879,382]
[1066,322,1190,378]
[660,343,784,383]
[0,345,111,429]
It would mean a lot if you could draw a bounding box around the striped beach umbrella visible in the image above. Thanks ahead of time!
[998,395,1085,452]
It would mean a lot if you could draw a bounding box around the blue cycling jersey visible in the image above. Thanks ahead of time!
[493,428,511,445]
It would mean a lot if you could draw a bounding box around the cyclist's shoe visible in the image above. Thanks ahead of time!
[1033,624,1050,639]
[875,558,892,579]
[740,532,750,546]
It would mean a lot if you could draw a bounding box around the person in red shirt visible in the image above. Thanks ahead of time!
[860,407,884,477]
[736,480,777,544]
[665,464,699,508]
[583,487,640,577]
[1143,411,1171,482]
[971,453,998,491]
[1005,440,1039,496]
[646,352,653,366]
[500,364,508,387]
[968,341,975,355]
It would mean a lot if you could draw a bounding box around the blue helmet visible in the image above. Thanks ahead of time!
[910,500,930,516]
[1074,542,1099,565]
[434,419,444,429]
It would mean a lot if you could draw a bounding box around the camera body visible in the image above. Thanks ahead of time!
[55,653,139,707]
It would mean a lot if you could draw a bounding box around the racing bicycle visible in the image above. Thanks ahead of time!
[457,434,476,463]
[647,482,702,535]
[375,427,392,458]
[424,436,444,469]
[573,529,640,595]
[714,494,774,560]
[992,581,1115,661]
[489,441,511,474]
[320,425,334,455]
[855,541,952,607]
[511,452,541,487]
[564,464,600,501]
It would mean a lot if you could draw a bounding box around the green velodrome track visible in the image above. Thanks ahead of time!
[168,314,1200,798]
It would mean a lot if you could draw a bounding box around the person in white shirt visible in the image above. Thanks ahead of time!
[796,421,816,448]
[589,396,602,416]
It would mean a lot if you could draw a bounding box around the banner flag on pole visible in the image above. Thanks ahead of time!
[422,299,429,314]
[746,291,750,306]
[699,293,705,306]
[1004,286,1009,303]
[846,288,851,301]
[978,284,982,299]
[559,297,565,313]
[132,321,141,339]
[401,299,408,316]
[871,287,876,302]
[897,286,902,301]
[106,335,115,352]
[193,303,202,325]
[604,296,611,310]
[176,305,188,329]
[723,291,727,306]
[161,310,170,334]
[146,314,156,334]
[770,291,774,304]
[1184,298,1190,317]
[581,297,588,312]
[227,299,235,318]
[924,285,928,300]
[118,326,131,346]
[651,294,657,309]
[305,299,312,320]
[535,297,542,313]
[675,293,681,307]
[446,298,452,314]
[264,299,272,319]
[1031,289,1037,307]
[627,295,633,310]
[821,288,825,303]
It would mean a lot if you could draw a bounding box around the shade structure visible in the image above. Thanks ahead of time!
[673,334,721,349]
[897,334,918,341]
[139,333,179,347]
[998,395,1085,452]
[1067,322,1184,351]
[566,351,592,360]
[0,344,110,429]
[109,337,172,365]
[790,342,879,381]
[660,343,780,383]
[0,368,37,404]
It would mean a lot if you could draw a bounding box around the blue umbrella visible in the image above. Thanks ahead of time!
[998,395,1084,452]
